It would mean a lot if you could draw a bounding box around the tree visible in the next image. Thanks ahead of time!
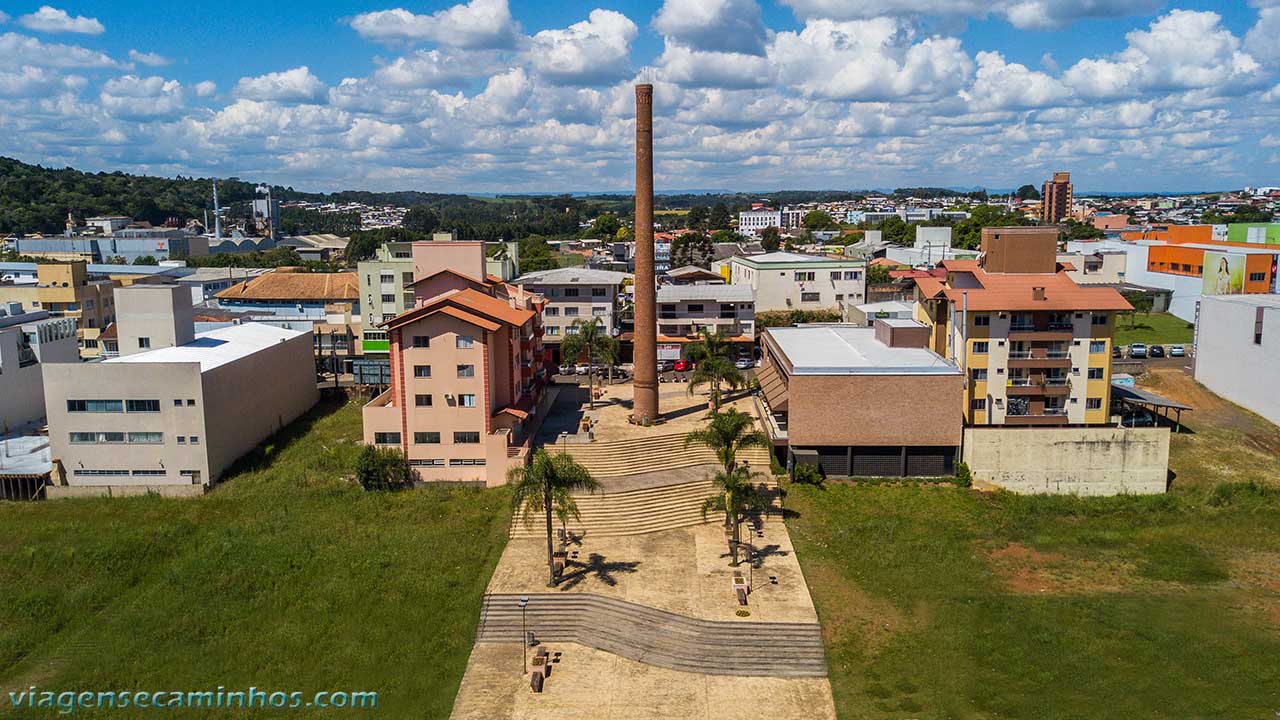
[803,210,835,230]
[866,263,892,285]
[402,206,440,234]
[1123,291,1154,327]
[759,226,781,252]
[559,318,617,409]
[355,445,415,491]
[591,213,622,238]
[685,408,770,475]
[1015,184,1041,201]
[1061,219,1105,241]
[874,215,911,246]
[671,231,715,267]
[708,203,731,231]
[686,205,709,231]
[701,466,769,566]
[684,328,745,411]
[508,449,601,586]
[953,204,1034,249]
[132,255,159,265]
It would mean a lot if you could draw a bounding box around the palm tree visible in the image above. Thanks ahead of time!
[701,466,769,566]
[685,328,745,411]
[684,408,771,474]
[560,318,616,409]
[509,449,601,587]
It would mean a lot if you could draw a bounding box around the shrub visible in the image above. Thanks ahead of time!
[1208,480,1271,507]
[953,462,972,488]
[792,463,825,487]
[355,445,415,491]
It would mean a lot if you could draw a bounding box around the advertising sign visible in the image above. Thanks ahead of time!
[1202,251,1245,295]
[657,343,681,361]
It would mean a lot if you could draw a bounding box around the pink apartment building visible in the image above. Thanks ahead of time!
[362,242,551,485]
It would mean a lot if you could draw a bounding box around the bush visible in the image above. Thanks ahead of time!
[953,462,972,488]
[355,445,415,491]
[792,463,825,487]
[1208,480,1271,507]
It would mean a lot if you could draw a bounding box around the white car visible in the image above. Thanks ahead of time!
[575,364,592,376]
[735,357,753,370]
[558,363,576,375]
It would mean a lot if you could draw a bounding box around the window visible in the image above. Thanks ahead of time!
[592,287,607,297]
[800,292,820,303]
[374,432,401,445]
[1086,398,1102,410]
[187,399,196,406]
[1088,367,1104,379]
[1091,314,1108,326]
[189,436,199,445]
[592,307,608,316]
[830,271,842,280]
[381,294,395,303]
[380,273,394,283]
[459,394,477,407]
[67,399,123,413]
[138,337,150,349]
[414,432,441,444]
[174,399,183,407]
[794,271,815,282]
[127,432,163,444]
[176,436,186,444]
[564,288,580,297]
[132,470,166,477]
[971,399,987,410]
[402,272,413,285]
[456,335,474,349]
[1249,272,1267,282]
[412,335,430,348]
[454,431,481,444]
[414,365,431,378]
[971,368,988,381]
[844,271,861,280]
[687,304,704,313]
[449,459,487,466]
[126,399,161,413]
[415,394,433,407]
[410,459,445,467]
[1089,340,1106,353]
[546,326,560,336]
[69,432,125,444]
[972,341,989,354]
[974,314,991,327]
[73,469,129,477]
[457,364,475,378]
[564,307,579,317]
[545,307,560,316]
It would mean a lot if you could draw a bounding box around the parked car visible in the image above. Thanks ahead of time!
[656,360,674,373]
[575,364,592,375]
[673,359,693,372]
[1169,344,1185,357]
[1112,345,1122,359]
[735,357,753,370]
[558,363,576,375]
[1128,343,1148,359]
[1149,345,1165,358]
[1121,413,1156,427]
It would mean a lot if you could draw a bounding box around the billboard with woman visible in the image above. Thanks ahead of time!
[1202,251,1245,295]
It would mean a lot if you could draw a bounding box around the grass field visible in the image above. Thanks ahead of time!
[788,368,1280,719]
[0,397,511,719]
[1114,312,1195,346]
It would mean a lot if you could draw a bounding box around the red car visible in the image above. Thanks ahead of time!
[673,359,693,372]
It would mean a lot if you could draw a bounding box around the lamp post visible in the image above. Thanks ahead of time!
[518,595,530,675]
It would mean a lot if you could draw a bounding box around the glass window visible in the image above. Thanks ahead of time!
[971,399,987,410]
[176,436,186,444]
[457,364,475,378]
[456,335,474,349]
[971,368,988,381]
[67,399,123,413]
[187,399,196,406]
[414,365,431,378]
[453,432,481,444]
[800,292,820,303]
[127,432,163,444]
[374,432,401,445]
[565,307,579,317]
[126,399,161,413]
[459,394,477,408]
[973,341,989,354]
[414,432,441,444]
[138,337,150,349]
[844,270,861,280]
[545,307,559,316]
[1086,398,1102,409]
[1091,314,1108,326]
[69,432,125,444]
[415,394,432,407]
[592,287,606,296]
[974,314,990,326]
[546,326,560,336]
[190,436,200,445]
[1089,340,1106,353]
[1088,367,1104,379]
[174,399,183,407]
[564,288,580,297]
[830,271,842,280]
[412,336,430,348]
[131,470,166,477]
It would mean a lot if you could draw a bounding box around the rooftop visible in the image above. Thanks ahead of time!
[854,300,914,314]
[735,251,860,266]
[214,271,358,302]
[0,435,51,478]
[514,267,631,285]
[766,325,958,375]
[930,261,1132,312]
[657,284,754,303]
[104,322,308,373]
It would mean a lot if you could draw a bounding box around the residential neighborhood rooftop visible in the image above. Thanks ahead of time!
[514,267,631,284]
[766,324,959,375]
[214,270,359,301]
[104,322,309,373]
[657,284,754,303]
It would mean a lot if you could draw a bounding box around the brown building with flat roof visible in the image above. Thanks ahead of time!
[980,226,1060,274]
[1040,171,1072,224]
[756,321,963,477]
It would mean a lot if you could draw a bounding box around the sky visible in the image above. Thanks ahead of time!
[0,1,1277,194]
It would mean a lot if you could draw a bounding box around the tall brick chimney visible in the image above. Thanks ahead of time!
[632,83,659,423]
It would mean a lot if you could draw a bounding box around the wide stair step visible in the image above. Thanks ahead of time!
[476,593,827,677]
[548,433,773,479]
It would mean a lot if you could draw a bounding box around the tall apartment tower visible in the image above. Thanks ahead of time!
[632,83,659,423]
[1040,172,1072,224]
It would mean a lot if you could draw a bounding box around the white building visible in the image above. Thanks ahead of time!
[656,284,755,355]
[514,267,630,359]
[0,303,79,432]
[726,251,866,317]
[1194,294,1280,427]
[737,207,804,237]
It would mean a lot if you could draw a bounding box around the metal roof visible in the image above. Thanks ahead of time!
[657,284,754,303]
[1110,384,1193,411]
[766,325,958,375]
[514,267,631,285]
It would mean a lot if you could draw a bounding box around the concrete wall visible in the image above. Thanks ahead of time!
[1194,297,1280,427]
[115,284,195,356]
[962,426,1170,495]
[0,318,79,431]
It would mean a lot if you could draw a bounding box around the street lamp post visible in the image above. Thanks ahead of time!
[518,595,530,676]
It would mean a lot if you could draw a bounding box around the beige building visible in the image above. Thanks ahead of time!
[654,284,755,359]
[0,303,79,432]
[0,262,119,358]
[514,267,629,359]
[726,252,866,317]
[1057,250,1127,285]
[42,284,318,496]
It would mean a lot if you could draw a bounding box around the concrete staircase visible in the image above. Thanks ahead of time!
[476,593,827,677]
[508,478,779,538]
[549,433,774,479]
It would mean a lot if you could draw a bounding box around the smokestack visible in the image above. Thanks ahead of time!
[632,83,659,424]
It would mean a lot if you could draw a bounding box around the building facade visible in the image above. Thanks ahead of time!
[514,267,629,360]
[0,262,119,358]
[1193,294,1280,428]
[727,251,866,316]
[656,284,755,353]
[1041,171,1072,224]
[737,207,804,237]
[0,303,79,432]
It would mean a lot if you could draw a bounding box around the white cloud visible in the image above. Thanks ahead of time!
[1064,10,1264,98]
[1245,7,1280,67]
[128,50,171,67]
[778,0,1158,28]
[0,65,83,97]
[0,32,122,69]
[527,10,637,86]
[349,0,520,49]
[1002,0,1162,30]
[18,6,104,35]
[234,66,326,103]
[960,51,1070,109]
[657,42,772,89]
[769,18,973,102]
[372,49,496,88]
[0,11,9,23]
[99,75,184,118]
[653,0,769,56]
[194,81,217,97]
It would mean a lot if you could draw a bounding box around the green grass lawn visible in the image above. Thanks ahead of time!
[788,479,1280,719]
[0,397,511,719]
[1114,312,1195,346]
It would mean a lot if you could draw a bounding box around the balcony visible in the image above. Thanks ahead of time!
[1004,407,1069,425]
[1006,377,1071,395]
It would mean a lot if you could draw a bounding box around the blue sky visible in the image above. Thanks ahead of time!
[0,1,1277,193]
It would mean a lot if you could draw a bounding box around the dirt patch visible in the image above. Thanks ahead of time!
[987,542,1139,595]
[805,564,908,655]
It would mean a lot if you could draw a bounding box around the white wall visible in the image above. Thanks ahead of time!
[1194,297,1280,427]
[963,426,1170,495]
